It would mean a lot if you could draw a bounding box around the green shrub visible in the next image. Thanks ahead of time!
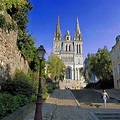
[41,79,48,98]
[31,95,37,102]
[0,93,19,118]
[0,93,34,119]
[14,94,32,106]
[47,84,53,93]
[1,80,35,97]
[1,70,35,97]
[42,92,48,100]
[46,78,57,93]
[14,70,32,83]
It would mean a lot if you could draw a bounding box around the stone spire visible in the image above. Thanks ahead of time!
[74,17,82,41]
[56,16,61,35]
[75,17,81,34]
[54,16,62,41]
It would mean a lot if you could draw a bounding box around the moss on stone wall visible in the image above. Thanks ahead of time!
[0,13,16,32]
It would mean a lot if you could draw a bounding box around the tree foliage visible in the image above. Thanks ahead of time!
[17,30,40,72]
[0,0,33,30]
[48,54,66,82]
[84,46,113,80]
[1,0,27,10]
[17,30,35,60]
[84,54,93,81]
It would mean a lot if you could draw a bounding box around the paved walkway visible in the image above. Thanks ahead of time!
[24,89,120,120]
[24,89,94,120]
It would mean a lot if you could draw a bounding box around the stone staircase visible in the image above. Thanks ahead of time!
[95,112,120,120]
[59,80,87,89]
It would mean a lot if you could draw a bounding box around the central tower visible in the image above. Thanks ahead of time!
[53,17,85,89]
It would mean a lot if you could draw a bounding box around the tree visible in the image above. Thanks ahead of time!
[84,46,113,81]
[48,54,66,83]
[83,54,93,81]
[93,47,113,80]
[1,0,27,10]
[0,0,33,30]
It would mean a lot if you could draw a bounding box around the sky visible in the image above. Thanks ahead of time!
[27,0,120,60]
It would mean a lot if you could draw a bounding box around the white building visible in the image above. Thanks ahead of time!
[53,17,86,89]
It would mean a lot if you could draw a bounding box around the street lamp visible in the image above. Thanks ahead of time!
[34,45,46,120]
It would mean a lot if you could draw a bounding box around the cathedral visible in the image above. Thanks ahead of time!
[53,17,86,89]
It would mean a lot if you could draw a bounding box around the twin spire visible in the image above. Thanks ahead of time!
[55,16,81,38]
[76,17,81,34]
[55,16,61,35]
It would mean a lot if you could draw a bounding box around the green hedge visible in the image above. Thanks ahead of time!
[46,78,57,93]
[0,93,34,119]
[1,80,35,97]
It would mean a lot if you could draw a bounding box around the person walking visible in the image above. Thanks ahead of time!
[102,89,109,106]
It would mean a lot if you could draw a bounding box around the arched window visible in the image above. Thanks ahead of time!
[66,67,72,79]
[79,44,81,54]
[66,45,67,51]
[67,37,69,40]
[61,44,63,51]
[77,44,78,53]
[69,45,71,51]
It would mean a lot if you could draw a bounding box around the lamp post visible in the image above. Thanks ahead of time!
[34,45,46,120]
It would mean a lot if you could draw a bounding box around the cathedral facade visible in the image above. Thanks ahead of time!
[53,17,86,89]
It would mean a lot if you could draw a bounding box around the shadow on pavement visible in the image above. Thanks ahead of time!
[71,89,120,109]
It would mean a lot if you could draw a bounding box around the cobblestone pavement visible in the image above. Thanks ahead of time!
[24,89,120,120]
[24,89,59,120]
[50,90,94,120]
[24,89,94,120]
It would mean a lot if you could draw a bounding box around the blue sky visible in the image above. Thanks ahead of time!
[27,0,120,60]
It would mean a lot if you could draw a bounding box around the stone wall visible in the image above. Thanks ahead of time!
[0,12,29,84]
